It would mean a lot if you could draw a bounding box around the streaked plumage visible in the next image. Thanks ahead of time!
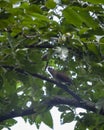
[48,67,72,85]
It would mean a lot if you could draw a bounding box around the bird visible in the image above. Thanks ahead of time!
[48,67,72,85]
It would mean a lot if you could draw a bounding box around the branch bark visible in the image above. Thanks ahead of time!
[1,65,82,102]
[0,96,103,123]
[0,108,36,122]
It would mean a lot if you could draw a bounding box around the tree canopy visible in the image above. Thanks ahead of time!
[0,0,104,129]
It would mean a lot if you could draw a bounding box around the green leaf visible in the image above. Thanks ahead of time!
[61,0,70,4]
[42,111,53,129]
[87,43,100,56]
[4,71,17,94]
[5,119,17,126]
[20,1,29,9]
[78,10,97,29]
[28,5,43,14]
[99,42,104,55]
[83,0,104,4]
[45,0,56,9]
[0,75,3,89]
[100,37,104,43]
[61,112,75,124]
[63,6,97,28]
[35,115,42,129]
[33,13,50,22]
[63,7,82,27]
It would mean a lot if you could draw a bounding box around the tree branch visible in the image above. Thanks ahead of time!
[25,43,54,49]
[0,96,103,122]
[1,65,82,102]
[0,108,36,122]
[48,96,97,113]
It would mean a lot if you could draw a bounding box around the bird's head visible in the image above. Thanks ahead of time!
[48,67,53,72]
[47,67,56,76]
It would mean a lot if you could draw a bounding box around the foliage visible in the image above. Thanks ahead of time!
[0,0,104,130]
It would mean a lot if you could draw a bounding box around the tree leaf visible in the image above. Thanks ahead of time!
[61,112,75,124]
[83,0,104,4]
[45,0,56,9]
[41,111,53,129]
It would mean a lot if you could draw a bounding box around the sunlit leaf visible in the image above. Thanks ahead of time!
[45,0,56,9]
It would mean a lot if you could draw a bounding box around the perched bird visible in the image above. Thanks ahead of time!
[48,67,72,85]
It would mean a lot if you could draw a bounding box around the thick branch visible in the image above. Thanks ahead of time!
[0,96,103,122]
[1,65,82,102]
[0,108,35,122]
[48,96,97,113]
[25,43,54,49]
[48,96,104,115]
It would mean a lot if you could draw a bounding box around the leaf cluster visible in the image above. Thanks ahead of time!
[0,0,104,130]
